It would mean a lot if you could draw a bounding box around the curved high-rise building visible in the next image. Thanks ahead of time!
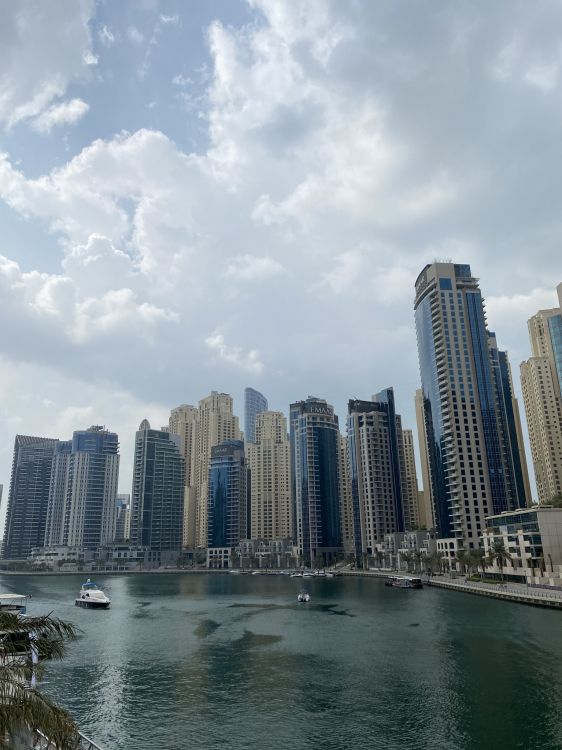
[244,387,268,445]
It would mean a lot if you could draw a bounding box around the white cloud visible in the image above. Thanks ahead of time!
[127,26,144,46]
[172,73,193,86]
[31,98,89,133]
[224,254,284,281]
[0,0,96,128]
[2,0,562,494]
[159,14,179,25]
[98,24,115,46]
[205,333,264,374]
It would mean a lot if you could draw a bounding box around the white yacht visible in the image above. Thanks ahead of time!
[75,580,111,609]
[297,591,310,603]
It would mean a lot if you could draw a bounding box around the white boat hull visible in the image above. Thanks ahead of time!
[75,598,110,609]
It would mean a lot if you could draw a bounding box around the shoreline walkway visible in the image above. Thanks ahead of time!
[340,568,562,609]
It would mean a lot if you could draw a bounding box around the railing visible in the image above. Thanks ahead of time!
[30,729,104,750]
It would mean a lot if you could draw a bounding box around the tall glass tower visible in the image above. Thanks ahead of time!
[44,426,120,550]
[130,420,185,558]
[244,387,268,444]
[414,263,528,549]
[3,435,58,559]
[207,439,248,548]
[290,397,343,566]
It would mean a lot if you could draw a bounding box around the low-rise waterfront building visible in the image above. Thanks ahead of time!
[236,538,297,568]
[482,506,562,586]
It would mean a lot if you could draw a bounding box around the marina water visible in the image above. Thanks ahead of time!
[3,572,562,750]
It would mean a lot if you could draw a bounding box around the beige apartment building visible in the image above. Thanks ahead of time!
[167,404,198,548]
[247,411,292,540]
[521,301,562,503]
[192,392,242,547]
[338,433,355,556]
[402,429,421,530]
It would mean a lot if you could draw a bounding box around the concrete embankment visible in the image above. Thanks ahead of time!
[339,569,562,609]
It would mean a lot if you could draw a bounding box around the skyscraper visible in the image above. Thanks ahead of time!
[247,411,292,540]
[44,426,120,550]
[521,299,562,503]
[115,494,131,541]
[244,387,268,444]
[347,389,406,560]
[338,433,357,558]
[207,439,248,548]
[130,420,185,558]
[489,335,532,507]
[3,435,58,559]
[168,404,198,548]
[414,262,526,549]
[402,429,421,530]
[290,397,343,566]
[414,389,435,530]
[192,392,242,547]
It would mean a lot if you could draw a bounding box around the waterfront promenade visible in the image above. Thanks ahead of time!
[340,568,562,609]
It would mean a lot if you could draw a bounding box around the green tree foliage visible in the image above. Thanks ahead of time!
[0,611,80,749]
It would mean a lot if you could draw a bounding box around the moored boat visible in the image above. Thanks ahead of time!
[386,576,423,589]
[75,580,111,609]
[0,593,28,615]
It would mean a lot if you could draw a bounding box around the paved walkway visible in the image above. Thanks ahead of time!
[340,569,562,609]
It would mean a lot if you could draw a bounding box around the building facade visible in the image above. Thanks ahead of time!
[402,429,421,530]
[207,440,248,549]
[521,301,562,503]
[414,262,527,550]
[167,404,198,548]
[290,397,343,566]
[247,411,292,540]
[44,427,120,550]
[115,494,131,541]
[414,389,434,530]
[244,387,268,445]
[347,390,406,561]
[130,420,185,558]
[2,435,58,559]
[482,507,562,586]
[192,392,242,547]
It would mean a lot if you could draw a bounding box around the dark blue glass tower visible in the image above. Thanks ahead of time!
[2,435,58,559]
[290,397,342,566]
[131,420,185,554]
[207,440,248,548]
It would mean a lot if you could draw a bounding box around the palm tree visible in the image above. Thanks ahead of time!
[468,549,484,578]
[0,610,80,749]
[373,550,384,570]
[490,539,512,581]
[455,550,469,575]
[401,550,414,573]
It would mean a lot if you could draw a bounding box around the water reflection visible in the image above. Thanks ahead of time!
[2,573,562,750]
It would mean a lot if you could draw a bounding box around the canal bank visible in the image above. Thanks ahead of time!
[339,569,562,609]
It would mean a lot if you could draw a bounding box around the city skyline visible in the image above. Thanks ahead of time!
[1,1,562,533]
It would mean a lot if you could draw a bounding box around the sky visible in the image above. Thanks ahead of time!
[1,0,562,523]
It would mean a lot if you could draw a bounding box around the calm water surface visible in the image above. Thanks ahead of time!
[2,572,562,750]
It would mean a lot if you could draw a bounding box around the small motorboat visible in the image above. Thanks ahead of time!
[290,572,303,578]
[297,591,310,603]
[75,580,111,609]
[386,576,423,589]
